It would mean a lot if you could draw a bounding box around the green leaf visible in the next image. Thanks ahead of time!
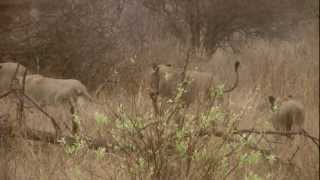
[95,112,110,126]
[95,147,106,159]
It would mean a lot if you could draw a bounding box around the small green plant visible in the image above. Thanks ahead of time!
[115,115,144,132]
[175,84,186,100]
[240,151,262,166]
[175,128,189,156]
[95,112,110,126]
[176,141,188,156]
[271,104,279,112]
[245,171,262,180]
[73,113,81,127]
[220,157,230,176]
[193,148,209,161]
[265,154,276,164]
[137,157,146,170]
[95,147,106,160]
[70,166,84,180]
[245,135,258,145]
[65,138,85,155]
[200,106,226,128]
[210,84,225,99]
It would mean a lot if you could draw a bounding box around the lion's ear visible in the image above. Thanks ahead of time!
[152,63,159,71]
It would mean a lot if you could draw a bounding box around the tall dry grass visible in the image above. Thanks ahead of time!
[0,22,318,179]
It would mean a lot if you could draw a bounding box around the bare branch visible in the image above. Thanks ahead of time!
[234,128,319,147]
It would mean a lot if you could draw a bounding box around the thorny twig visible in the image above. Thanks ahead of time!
[0,91,12,99]
[15,67,28,132]
[234,129,319,147]
[289,146,300,163]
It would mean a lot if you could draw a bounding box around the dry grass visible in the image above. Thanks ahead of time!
[0,23,318,180]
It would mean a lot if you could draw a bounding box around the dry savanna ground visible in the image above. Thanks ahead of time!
[0,23,319,180]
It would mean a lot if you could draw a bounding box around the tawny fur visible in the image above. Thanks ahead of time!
[149,62,239,106]
[22,74,92,107]
[269,97,305,133]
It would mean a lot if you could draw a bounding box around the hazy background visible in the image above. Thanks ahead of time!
[0,0,318,179]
